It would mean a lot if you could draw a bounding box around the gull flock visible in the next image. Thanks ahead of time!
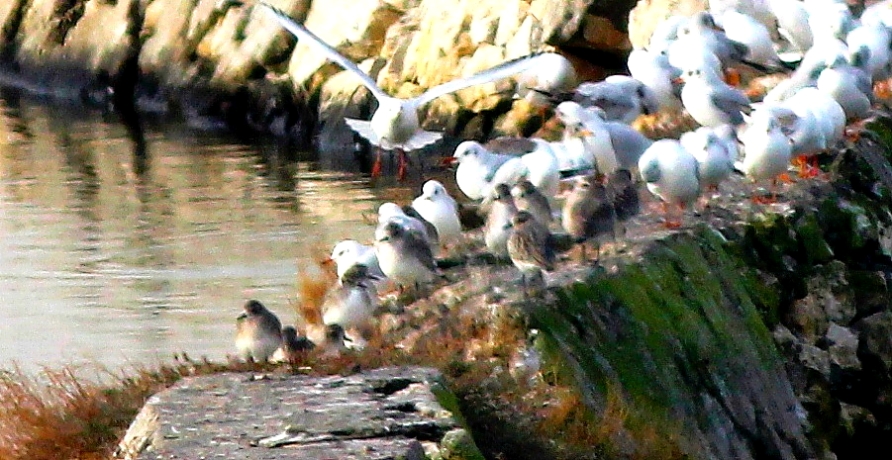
[236,0,892,360]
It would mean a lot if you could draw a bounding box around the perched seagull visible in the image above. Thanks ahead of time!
[680,127,735,192]
[738,113,793,201]
[484,183,518,259]
[411,180,463,244]
[328,239,384,280]
[515,52,578,108]
[785,87,845,148]
[846,22,892,81]
[451,140,518,200]
[806,0,855,43]
[401,205,441,248]
[762,55,829,104]
[511,180,553,226]
[769,0,814,55]
[374,221,438,293]
[649,15,690,54]
[708,0,776,32]
[321,264,378,348]
[377,202,439,249]
[817,54,873,121]
[638,139,701,228]
[556,101,652,175]
[766,102,826,177]
[672,11,748,68]
[680,67,751,127]
[259,3,545,178]
[716,10,785,70]
[507,210,556,295]
[554,76,661,124]
[486,140,561,203]
[562,175,616,262]
[235,300,283,362]
[626,48,683,112]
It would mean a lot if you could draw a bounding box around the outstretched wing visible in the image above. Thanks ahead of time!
[259,3,389,102]
[411,53,544,107]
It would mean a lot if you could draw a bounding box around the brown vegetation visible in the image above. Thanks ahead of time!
[0,262,686,460]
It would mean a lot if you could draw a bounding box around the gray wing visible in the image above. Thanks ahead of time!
[400,230,438,272]
[411,53,544,107]
[605,122,653,169]
[709,86,750,124]
[259,3,389,102]
[485,137,539,155]
[848,67,876,102]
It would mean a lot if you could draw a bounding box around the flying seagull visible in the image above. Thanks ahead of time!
[259,2,544,178]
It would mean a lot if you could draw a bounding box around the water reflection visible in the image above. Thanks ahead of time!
[0,88,433,373]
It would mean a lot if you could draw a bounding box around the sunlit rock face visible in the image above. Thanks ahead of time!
[0,0,636,150]
[627,0,708,49]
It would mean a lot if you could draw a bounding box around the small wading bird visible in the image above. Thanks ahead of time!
[259,2,545,179]
[235,300,283,362]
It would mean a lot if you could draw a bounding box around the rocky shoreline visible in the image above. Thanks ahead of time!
[0,0,638,154]
[4,1,892,459]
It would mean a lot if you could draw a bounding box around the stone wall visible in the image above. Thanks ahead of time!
[0,0,636,153]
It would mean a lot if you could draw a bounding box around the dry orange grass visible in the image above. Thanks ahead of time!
[0,366,157,460]
[293,245,339,328]
[0,358,229,460]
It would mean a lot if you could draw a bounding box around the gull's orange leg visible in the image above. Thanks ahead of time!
[397,149,409,181]
[372,149,383,178]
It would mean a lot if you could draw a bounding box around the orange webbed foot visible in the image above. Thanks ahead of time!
[751,194,777,205]
[724,68,741,87]
[777,172,796,184]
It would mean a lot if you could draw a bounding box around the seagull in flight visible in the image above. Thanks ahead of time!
[259,2,544,178]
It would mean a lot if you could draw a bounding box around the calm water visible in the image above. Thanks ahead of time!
[0,88,430,373]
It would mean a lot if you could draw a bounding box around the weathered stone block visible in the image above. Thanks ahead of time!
[115,367,481,460]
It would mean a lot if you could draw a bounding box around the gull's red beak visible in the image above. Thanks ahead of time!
[440,156,458,166]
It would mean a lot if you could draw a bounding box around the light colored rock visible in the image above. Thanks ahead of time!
[825,322,860,371]
[15,0,133,87]
[857,311,892,377]
[139,0,201,86]
[799,343,830,376]
[529,0,595,44]
[210,0,309,85]
[0,0,21,36]
[286,0,402,91]
[627,0,708,50]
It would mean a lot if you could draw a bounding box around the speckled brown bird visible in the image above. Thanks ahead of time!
[484,183,518,259]
[271,326,315,363]
[606,169,641,241]
[511,179,553,226]
[235,300,283,362]
[562,174,616,261]
[507,210,556,294]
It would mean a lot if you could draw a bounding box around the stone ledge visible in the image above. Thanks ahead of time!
[115,366,480,460]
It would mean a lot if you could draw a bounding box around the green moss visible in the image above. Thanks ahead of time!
[795,212,835,265]
[529,225,793,456]
[438,428,486,460]
[431,380,470,430]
